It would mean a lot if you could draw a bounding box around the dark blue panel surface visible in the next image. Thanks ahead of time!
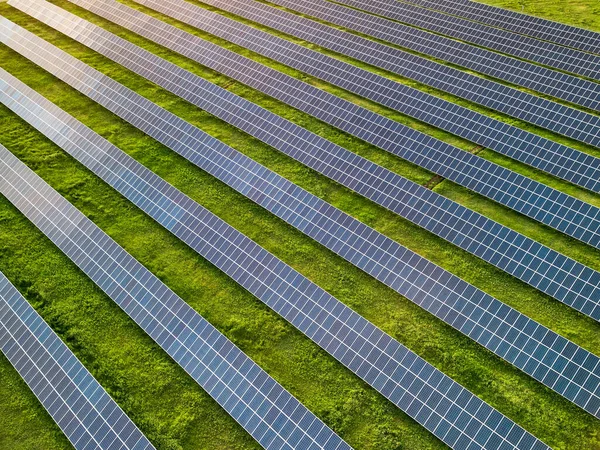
[367,0,600,55]
[0,266,155,450]
[333,0,600,79]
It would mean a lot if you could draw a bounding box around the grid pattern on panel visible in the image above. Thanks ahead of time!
[0,154,349,450]
[332,0,600,79]
[120,0,600,194]
[263,0,600,112]
[132,0,600,149]
[398,0,600,54]
[18,0,600,255]
[4,58,600,420]
[4,16,600,326]
[0,77,552,450]
[0,269,155,450]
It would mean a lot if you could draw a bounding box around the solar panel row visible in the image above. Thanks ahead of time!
[332,0,600,80]
[396,0,600,55]
[141,0,600,150]
[263,0,600,111]
[0,141,349,450]
[23,0,600,256]
[0,79,549,450]
[5,15,599,325]
[4,53,599,419]
[0,268,155,450]
[116,0,600,193]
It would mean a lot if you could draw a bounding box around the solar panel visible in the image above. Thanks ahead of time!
[116,0,600,194]
[4,15,600,326]
[331,0,600,80]
[18,0,600,254]
[0,83,550,450]
[4,57,600,420]
[0,268,156,450]
[0,147,355,450]
[388,0,600,55]
[261,0,600,111]
[129,0,600,150]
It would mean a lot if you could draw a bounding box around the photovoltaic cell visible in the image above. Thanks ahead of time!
[332,0,600,80]
[0,268,155,450]
[4,59,600,419]
[117,0,600,193]
[131,0,600,150]
[4,15,600,325]
[0,152,350,450]
[17,0,600,253]
[263,0,600,111]
[0,80,549,450]
[383,0,600,55]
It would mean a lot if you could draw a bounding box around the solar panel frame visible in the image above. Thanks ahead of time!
[3,55,600,420]
[392,0,600,55]
[330,0,600,79]
[261,0,600,111]
[19,0,600,254]
[4,12,600,325]
[118,0,600,194]
[0,85,550,450]
[0,154,350,450]
[129,0,600,150]
[0,268,156,450]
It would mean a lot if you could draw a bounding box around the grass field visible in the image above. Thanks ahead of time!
[0,0,599,449]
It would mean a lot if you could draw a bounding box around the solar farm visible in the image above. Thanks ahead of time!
[0,0,599,448]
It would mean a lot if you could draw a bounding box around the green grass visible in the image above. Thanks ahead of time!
[0,0,599,449]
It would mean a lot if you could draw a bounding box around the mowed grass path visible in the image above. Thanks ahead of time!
[0,0,599,449]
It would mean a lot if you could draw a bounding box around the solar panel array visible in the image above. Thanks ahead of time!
[21,1,600,254]
[0,140,355,450]
[138,0,600,149]
[0,268,155,450]
[332,0,600,79]
[263,0,600,111]
[0,70,551,450]
[123,0,600,194]
[4,48,600,420]
[5,13,600,326]
[396,0,600,54]
[23,0,600,257]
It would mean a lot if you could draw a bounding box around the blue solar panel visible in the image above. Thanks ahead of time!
[332,0,600,80]
[118,0,600,193]
[373,0,600,55]
[261,0,600,112]
[0,82,550,450]
[36,0,600,254]
[4,14,600,326]
[4,56,600,419]
[137,0,600,151]
[0,152,350,450]
[0,268,156,450]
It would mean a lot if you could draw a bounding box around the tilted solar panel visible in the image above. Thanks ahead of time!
[386,0,600,55]
[0,151,350,450]
[4,59,600,419]
[262,0,600,111]
[130,0,600,149]
[0,268,156,450]
[4,16,600,325]
[15,1,600,254]
[331,0,600,79]
[111,0,600,193]
[0,85,551,450]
